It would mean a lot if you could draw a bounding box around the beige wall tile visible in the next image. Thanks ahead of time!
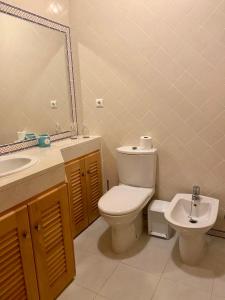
[70,0,225,230]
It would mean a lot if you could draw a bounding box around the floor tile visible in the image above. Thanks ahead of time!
[212,275,225,298]
[202,237,225,298]
[146,233,177,250]
[85,218,109,235]
[121,239,170,276]
[74,218,108,249]
[75,218,128,261]
[162,240,214,294]
[99,263,159,300]
[94,295,110,300]
[75,250,119,293]
[63,218,225,300]
[152,278,211,300]
[58,282,96,300]
[76,227,118,258]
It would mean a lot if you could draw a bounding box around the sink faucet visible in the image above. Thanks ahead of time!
[192,185,200,201]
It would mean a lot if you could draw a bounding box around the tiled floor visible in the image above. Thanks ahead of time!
[59,218,225,300]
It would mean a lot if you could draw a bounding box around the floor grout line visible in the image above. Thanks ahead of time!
[74,281,100,294]
[149,249,173,300]
[69,218,225,300]
[97,262,122,298]
[210,276,216,300]
[119,259,167,278]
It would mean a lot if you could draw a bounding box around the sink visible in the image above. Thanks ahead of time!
[0,155,38,177]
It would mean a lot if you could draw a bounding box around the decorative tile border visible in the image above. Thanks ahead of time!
[50,131,72,142]
[0,2,68,32]
[0,1,78,154]
[0,139,38,155]
[0,131,73,155]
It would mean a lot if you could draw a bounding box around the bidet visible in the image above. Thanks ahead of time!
[165,193,219,265]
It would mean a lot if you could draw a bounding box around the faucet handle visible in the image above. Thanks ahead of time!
[193,185,200,195]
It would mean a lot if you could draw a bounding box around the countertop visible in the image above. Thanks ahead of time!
[0,136,101,213]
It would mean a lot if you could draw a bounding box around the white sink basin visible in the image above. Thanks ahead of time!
[0,155,38,177]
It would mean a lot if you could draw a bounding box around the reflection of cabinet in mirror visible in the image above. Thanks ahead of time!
[66,151,103,237]
[0,183,75,300]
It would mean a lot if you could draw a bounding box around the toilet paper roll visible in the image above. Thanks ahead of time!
[140,136,153,150]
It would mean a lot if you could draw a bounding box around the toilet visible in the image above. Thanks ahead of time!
[98,146,157,253]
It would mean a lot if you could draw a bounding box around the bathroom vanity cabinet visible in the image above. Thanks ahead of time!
[0,183,75,300]
[65,151,103,237]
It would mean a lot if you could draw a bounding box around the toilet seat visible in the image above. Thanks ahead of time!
[98,184,154,216]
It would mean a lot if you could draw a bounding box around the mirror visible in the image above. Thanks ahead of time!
[0,4,76,145]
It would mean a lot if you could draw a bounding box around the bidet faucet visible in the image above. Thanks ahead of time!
[192,185,200,201]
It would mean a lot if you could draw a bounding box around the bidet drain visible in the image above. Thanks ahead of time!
[189,218,198,224]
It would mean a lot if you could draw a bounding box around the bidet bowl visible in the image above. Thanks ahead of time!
[165,193,219,265]
[165,193,219,233]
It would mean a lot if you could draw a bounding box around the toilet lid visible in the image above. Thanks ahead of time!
[98,185,154,216]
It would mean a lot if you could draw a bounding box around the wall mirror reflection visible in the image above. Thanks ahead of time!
[0,5,76,145]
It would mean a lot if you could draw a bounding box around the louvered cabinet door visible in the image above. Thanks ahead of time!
[0,206,39,300]
[85,151,103,224]
[28,184,75,300]
[65,158,88,237]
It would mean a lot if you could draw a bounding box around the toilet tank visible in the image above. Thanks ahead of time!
[116,146,157,188]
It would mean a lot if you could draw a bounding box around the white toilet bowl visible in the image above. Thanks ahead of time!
[98,146,157,253]
[98,184,154,253]
[165,193,219,265]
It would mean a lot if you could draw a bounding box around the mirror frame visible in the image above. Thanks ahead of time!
[0,1,78,154]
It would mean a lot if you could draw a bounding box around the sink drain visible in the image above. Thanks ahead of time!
[189,218,198,224]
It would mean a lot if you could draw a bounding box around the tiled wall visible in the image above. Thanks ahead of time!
[1,0,70,25]
[70,0,225,230]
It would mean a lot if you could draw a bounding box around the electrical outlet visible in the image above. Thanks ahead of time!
[50,100,57,109]
[96,98,104,108]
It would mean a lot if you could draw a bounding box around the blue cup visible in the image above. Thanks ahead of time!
[38,134,51,147]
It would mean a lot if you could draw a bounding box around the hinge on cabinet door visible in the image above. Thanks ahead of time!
[22,231,30,239]
[34,224,42,232]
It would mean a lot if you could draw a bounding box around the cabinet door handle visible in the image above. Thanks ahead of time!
[81,172,85,177]
[22,231,30,239]
[87,170,90,175]
[35,224,42,232]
